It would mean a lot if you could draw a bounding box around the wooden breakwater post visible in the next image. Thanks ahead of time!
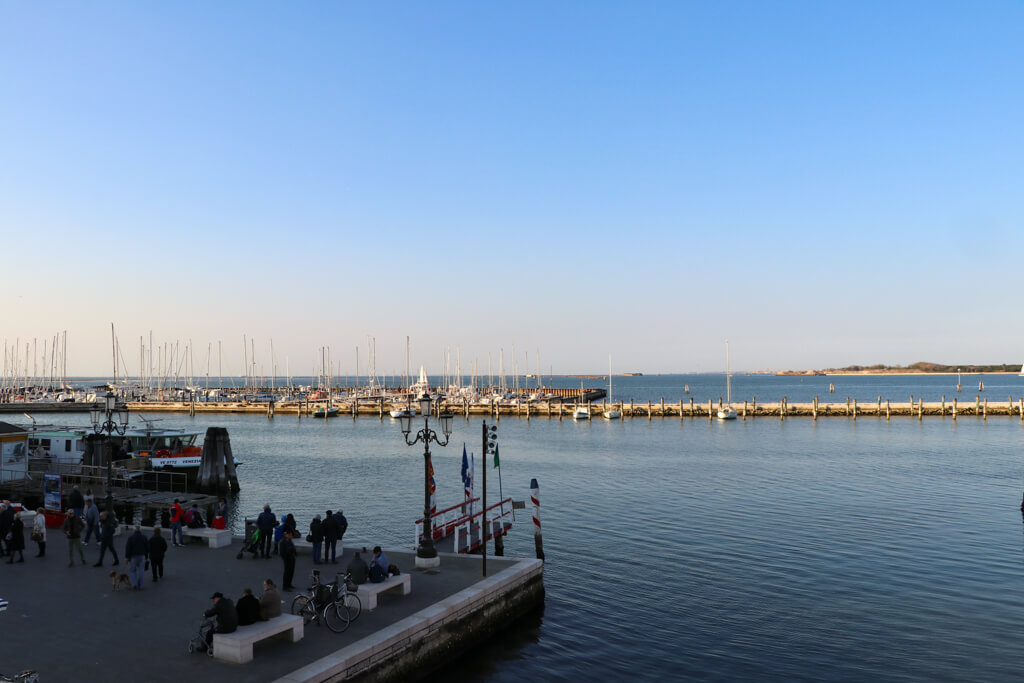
[941,395,945,416]
[708,399,713,421]
[197,427,240,493]
[846,397,850,416]
[660,398,665,418]
[984,398,988,420]
[975,396,981,416]
[743,400,748,419]
[853,398,857,420]
[886,399,890,420]
[647,401,652,421]
[689,397,694,418]
[752,396,756,416]
[877,396,882,415]
[953,397,957,420]
[918,399,923,421]
[812,397,818,420]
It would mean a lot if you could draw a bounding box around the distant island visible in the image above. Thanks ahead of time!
[778,362,1022,376]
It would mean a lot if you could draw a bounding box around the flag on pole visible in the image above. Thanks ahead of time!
[429,457,437,516]
[461,444,471,501]
[493,443,500,468]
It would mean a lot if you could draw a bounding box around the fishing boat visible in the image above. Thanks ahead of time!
[717,342,738,420]
[603,355,621,420]
[312,406,339,418]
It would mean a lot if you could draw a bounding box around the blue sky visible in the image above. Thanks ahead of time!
[2,2,1022,376]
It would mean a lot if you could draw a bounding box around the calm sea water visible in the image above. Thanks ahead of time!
[27,377,1024,680]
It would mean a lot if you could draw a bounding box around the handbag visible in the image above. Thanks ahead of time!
[31,531,42,542]
[306,534,313,542]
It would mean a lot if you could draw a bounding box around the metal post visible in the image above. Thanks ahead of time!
[481,420,487,577]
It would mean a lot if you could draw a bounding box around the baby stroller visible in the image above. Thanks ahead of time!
[236,520,261,560]
[187,617,217,656]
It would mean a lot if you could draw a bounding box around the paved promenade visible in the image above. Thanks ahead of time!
[0,532,518,682]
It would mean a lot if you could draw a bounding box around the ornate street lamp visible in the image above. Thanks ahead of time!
[90,391,129,513]
[398,393,453,568]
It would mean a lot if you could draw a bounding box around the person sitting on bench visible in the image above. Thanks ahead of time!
[203,591,238,648]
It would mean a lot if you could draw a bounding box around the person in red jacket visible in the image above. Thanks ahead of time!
[169,499,184,547]
[211,513,226,530]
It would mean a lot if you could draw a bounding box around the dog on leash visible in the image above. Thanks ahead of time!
[109,571,132,591]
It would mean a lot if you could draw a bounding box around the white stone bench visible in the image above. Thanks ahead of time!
[182,527,232,548]
[356,573,412,610]
[212,613,304,663]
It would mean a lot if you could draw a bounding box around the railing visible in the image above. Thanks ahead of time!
[413,497,513,553]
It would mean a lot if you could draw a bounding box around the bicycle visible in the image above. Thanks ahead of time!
[1,671,39,683]
[323,572,362,633]
[291,570,332,626]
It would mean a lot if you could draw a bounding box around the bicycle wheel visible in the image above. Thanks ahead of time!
[323,600,351,633]
[342,591,362,621]
[291,595,317,625]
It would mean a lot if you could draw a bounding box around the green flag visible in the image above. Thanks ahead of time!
[493,443,500,469]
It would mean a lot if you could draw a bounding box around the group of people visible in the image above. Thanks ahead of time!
[201,579,283,648]
[307,508,349,565]
[168,497,228,546]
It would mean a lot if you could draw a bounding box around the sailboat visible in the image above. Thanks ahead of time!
[717,341,737,420]
[390,337,415,419]
[603,355,621,420]
[572,380,590,420]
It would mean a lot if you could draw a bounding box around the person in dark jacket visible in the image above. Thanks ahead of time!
[63,508,86,567]
[346,551,369,584]
[256,504,277,559]
[260,578,282,620]
[309,514,324,564]
[68,485,85,518]
[6,511,25,563]
[203,592,238,647]
[94,511,119,567]
[333,509,348,557]
[280,530,297,591]
[124,525,149,590]
[235,588,261,626]
[0,502,14,556]
[322,509,339,564]
[149,527,168,582]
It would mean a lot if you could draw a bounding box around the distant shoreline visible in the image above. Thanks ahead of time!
[778,370,1022,377]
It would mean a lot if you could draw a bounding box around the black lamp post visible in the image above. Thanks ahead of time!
[398,393,454,568]
[89,391,129,513]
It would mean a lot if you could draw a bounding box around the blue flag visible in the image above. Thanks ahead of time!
[461,444,469,488]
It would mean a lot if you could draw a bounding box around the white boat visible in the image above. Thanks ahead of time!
[573,381,590,420]
[717,341,738,420]
[603,355,621,420]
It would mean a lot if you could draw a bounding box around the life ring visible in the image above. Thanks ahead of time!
[155,449,171,458]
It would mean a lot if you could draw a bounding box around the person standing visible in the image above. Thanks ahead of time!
[256,504,277,559]
[82,499,101,546]
[169,499,184,547]
[333,509,348,558]
[6,511,25,563]
[63,508,86,567]
[94,510,119,566]
[69,485,85,518]
[32,507,46,558]
[149,527,168,583]
[0,502,13,557]
[322,509,339,564]
[309,514,324,565]
[280,531,297,591]
[124,525,149,590]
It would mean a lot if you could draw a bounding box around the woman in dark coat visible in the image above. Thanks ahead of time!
[7,511,25,563]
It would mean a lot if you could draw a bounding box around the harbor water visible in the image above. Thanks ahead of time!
[20,373,1024,681]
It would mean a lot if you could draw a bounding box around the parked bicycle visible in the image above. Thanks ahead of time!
[323,572,362,633]
[290,570,333,626]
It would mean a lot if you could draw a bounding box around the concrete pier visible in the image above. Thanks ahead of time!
[0,537,542,682]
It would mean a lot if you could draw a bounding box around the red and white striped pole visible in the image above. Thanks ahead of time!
[531,478,544,561]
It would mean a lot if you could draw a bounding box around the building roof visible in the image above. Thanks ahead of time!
[0,422,28,436]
